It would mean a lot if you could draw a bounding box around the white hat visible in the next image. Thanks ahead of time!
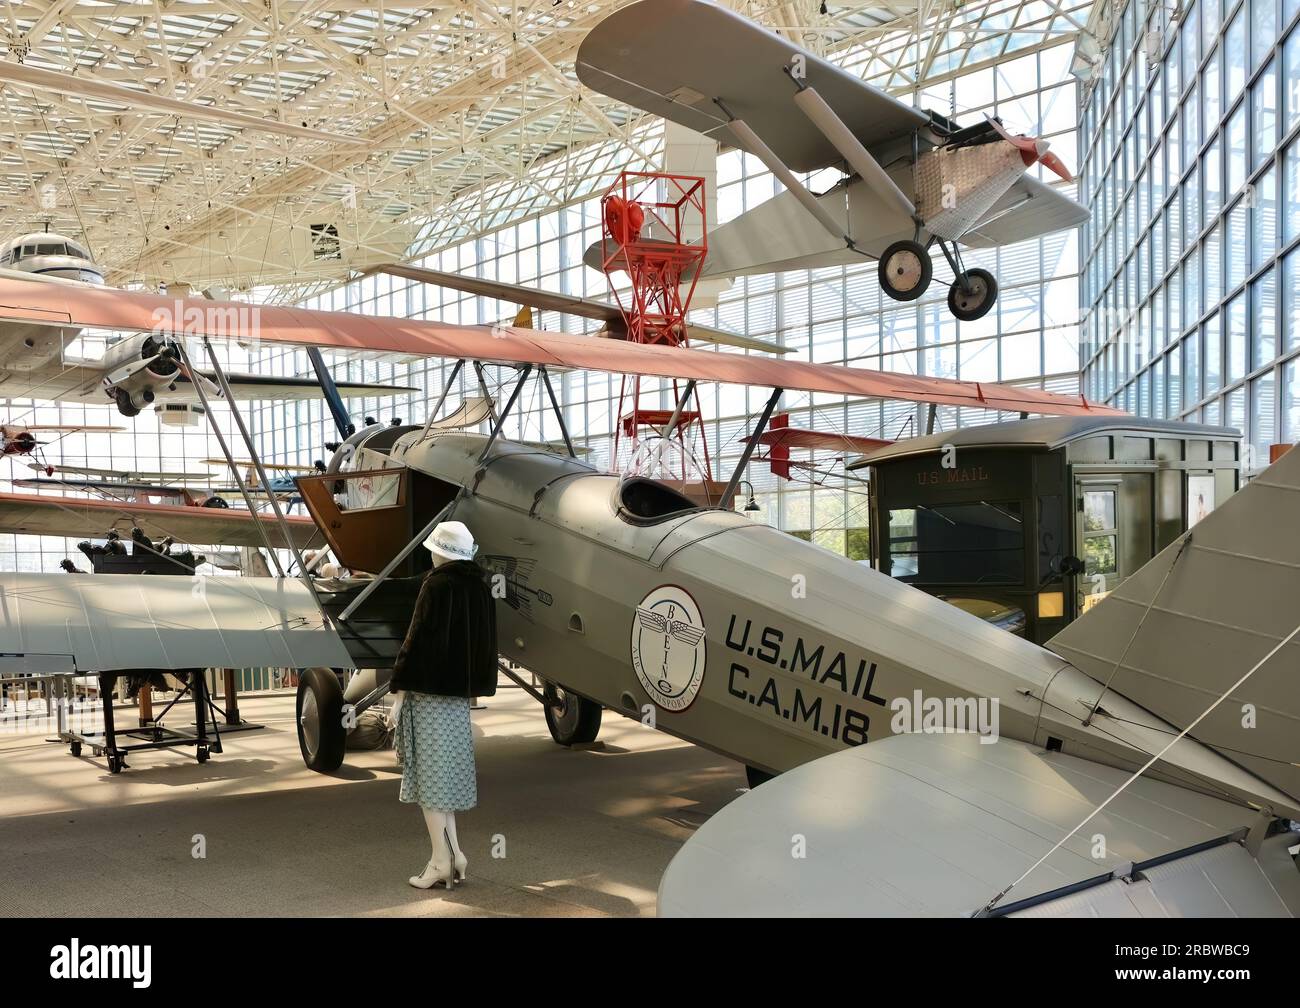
[424,520,478,562]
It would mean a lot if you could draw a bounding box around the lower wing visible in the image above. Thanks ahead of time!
[659,733,1300,917]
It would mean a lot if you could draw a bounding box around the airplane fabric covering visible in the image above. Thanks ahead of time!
[1048,444,1300,806]
[0,573,351,673]
[657,733,1272,917]
[0,278,1123,417]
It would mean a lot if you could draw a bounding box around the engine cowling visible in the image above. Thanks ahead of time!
[100,332,183,417]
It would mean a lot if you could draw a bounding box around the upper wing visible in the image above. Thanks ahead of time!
[372,262,790,354]
[575,0,929,172]
[0,490,323,550]
[959,176,1089,248]
[658,733,1298,917]
[0,276,1122,417]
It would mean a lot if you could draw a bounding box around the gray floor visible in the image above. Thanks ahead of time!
[0,687,744,917]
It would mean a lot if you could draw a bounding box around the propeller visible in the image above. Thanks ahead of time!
[986,117,1073,183]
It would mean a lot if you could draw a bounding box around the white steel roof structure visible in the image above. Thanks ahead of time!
[0,0,1094,294]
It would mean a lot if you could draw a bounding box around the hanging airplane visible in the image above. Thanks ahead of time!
[574,0,1088,322]
[0,422,125,465]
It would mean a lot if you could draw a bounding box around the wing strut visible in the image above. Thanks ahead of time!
[720,106,857,252]
[722,387,783,506]
[338,364,535,623]
[415,358,466,443]
[178,337,326,616]
[789,80,917,220]
[306,346,355,442]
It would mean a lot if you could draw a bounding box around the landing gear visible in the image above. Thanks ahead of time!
[297,667,346,773]
[878,239,932,302]
[947,268,998,322]
[543,681,602,746]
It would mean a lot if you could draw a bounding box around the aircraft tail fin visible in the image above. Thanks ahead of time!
[1047,445,1300,805]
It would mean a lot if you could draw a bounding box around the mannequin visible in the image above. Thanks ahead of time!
[389,520,498,889]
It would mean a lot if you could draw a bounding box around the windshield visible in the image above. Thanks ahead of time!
[887,501,1025,586]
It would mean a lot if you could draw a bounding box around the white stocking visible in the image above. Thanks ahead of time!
[420,806,453,867]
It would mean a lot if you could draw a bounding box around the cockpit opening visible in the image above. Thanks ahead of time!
[616,476,701,524]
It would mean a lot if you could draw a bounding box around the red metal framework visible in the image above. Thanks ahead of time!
[599,171,714,481]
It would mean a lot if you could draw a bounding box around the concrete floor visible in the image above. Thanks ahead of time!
[0,685,745,917]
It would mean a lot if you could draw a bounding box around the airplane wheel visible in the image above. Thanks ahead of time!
[108,754,124,774]
[543,682,602,746]
[297,667,346,773]
[745,766,774,789]
[196,746,210,764]
[947,268,998,321]
[878,240,932,301]
[69,741,82,757]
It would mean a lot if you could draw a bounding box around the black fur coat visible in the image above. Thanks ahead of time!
[390,560,498,698]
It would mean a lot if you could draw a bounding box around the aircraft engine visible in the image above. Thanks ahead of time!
[100,332,183,417]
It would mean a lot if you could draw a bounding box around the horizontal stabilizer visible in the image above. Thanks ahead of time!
[1048,445,1300,805]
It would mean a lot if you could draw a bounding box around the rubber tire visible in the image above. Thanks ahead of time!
[947,268,998,321]
[108,755,123,774]
[745,765,774,789]
[296,667,346,773]
[69,741,82,757]
[878,239,933,302]
[196,746,210,764]
[543,682,602,746]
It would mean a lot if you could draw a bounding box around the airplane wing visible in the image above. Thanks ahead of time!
[1048,444,1300,804]
[575,0,930,173]
[658,732,1300,917]
[371,263,790,355]
[0,572,351,674]
[34,464,210,481]
[171,371,411,403]
[11,477,203,495]
[960,175,1090,248]
[0,490,323,550]
[747,428,893,454]
[0,276,1123,418]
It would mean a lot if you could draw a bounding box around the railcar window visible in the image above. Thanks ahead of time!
[887,501,1025,586]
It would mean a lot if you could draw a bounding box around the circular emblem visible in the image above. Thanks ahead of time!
[630,585,707,712]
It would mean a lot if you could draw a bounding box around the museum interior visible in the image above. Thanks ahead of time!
[0,0,1296,924]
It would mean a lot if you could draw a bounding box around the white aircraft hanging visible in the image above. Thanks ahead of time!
[575,0,1088,322]
[0,233,409,417]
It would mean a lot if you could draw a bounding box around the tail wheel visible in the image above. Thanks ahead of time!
[878,239,933,301]
[947,268,998,321]
[297,667,346,773]
[543,681,602,746]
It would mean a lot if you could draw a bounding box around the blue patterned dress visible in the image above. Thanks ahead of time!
[396,691,477,811]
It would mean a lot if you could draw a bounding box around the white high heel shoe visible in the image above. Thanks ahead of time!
[452,848,468,884]
[408,858,455,890]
